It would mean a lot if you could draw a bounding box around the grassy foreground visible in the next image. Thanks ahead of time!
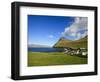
[28,52,87,66]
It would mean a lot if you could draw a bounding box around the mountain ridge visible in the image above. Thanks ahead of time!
[53,36,88,49]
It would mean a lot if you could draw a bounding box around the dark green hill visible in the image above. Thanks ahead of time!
[53,36,88,49]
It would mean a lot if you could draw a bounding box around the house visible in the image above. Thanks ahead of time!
[64,48,87,56]
[82,52,87,56]
[81,49,87,56]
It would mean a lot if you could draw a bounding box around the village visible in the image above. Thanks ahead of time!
[64,47,87,56]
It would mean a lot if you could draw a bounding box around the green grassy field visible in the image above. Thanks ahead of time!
[28,52,87,66]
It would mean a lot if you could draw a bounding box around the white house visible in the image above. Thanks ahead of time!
[64,48,87,56]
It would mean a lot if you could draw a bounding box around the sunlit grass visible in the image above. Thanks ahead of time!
[28,52,87,66]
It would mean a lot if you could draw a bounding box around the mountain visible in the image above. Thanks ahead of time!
[53,36,88,49]
[28,44,51,48]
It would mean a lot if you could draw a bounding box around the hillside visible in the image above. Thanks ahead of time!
[53,36,88,49]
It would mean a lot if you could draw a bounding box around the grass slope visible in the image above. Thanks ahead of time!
[53,36,88,48]
[28,52,87,66]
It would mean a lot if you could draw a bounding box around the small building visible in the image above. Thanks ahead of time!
[64,48,87,56]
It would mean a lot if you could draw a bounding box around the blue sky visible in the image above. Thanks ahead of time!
[28,15,87,47]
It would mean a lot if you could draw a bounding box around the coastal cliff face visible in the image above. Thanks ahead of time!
[53,36,88,49]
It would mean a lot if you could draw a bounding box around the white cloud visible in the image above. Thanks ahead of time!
[62,17,88,40]
[48,35,54,39]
